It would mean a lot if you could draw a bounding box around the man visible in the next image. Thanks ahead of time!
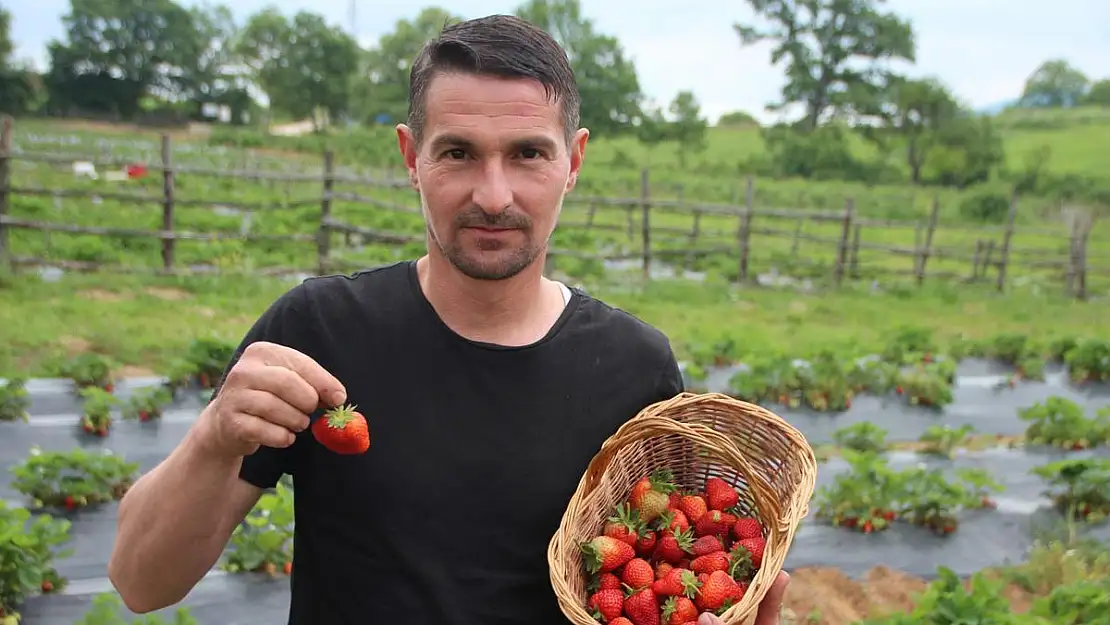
[107,13,788,625]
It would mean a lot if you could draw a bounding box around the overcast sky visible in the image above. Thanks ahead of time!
[8,0,1109,123]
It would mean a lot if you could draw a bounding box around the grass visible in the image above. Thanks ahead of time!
[0,268,1105,379]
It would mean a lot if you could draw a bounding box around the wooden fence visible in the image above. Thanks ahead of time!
[0,117,1103,299]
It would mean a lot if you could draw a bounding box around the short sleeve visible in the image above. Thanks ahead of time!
[205,283,310,490]
[654,346,685,399]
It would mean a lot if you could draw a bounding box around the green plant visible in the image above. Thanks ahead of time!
[0,378,30,422]
[1019,396,1110,450]
[918,424,977,458]
[0,499,73,621]
[62,353,115,391]
[1033,457,1110,523]
[9,447,139,511]
[222,479,295,575]
[832,422,888,453]
[860,567,1048,624]
[122,386,173,422]
[78,386,120,436]
[183,337,236,389]
[75,592,198,624]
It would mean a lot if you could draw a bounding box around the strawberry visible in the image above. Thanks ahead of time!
[310,404,370,454]
[690,535,723,556]
[635,529,659,557]
[704,477,739,511]
[661,596,698,625]
[652,528,693,564]
[654,562,674,580]
[605,503,645,547]
[651,567,700,598]
[622,558,655,590]
[732,517,763,541]
[582,536,636,574]
[282,561,293,575]
[668,491,683,508]
[656,509,690,535]
[695,570,741,613]
[678,495,708,522]
[588,589,624,622]
[41,580,53,593]
[694,510,733,538]
[611,619,634,625]
[690,551,731,575]
[597,572,623,591]
[629,469,677,523]
[64,495,77,511]
[734,536,766,569]
[623,587,661,625]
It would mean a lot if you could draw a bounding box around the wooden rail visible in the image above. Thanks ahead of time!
[0,117,1101,299]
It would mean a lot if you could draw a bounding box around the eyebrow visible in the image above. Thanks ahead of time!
[429,134,559,154]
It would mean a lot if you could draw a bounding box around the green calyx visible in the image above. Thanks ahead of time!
[323,404,359,428]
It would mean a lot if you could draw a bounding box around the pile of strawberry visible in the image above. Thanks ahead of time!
[578,469,767,625]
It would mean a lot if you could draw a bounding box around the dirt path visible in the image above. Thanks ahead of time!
[780,566,1035,624]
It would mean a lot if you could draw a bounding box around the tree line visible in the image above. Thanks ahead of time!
[1,0,1108,208]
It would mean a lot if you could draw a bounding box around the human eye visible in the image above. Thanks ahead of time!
[518,147,544,160]
[442,148,467,160]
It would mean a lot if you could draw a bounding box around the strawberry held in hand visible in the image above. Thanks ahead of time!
[311,404,370,454]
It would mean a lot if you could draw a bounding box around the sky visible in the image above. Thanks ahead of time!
[7,0,1110,124]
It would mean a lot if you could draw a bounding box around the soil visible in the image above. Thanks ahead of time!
[77,288,132,302]
[780,566,1036,624]
[144,286,192,301]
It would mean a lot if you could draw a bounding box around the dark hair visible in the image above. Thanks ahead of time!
[407,14,580,146]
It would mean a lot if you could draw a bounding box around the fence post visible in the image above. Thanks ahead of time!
[833,199,854,285]
[849,223,861,278]
[915,197,941,285]
[317,151,335,276]
[640,168,651,281]
[1076,215,1093,301]
[0,116,11,272]
[159,134,176,272]
[995,193,1018,292]
[737,176,754,282]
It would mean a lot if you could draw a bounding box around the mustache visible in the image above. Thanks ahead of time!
[454,207,531,229]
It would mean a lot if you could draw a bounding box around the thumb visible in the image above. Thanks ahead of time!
[698,613,722,625]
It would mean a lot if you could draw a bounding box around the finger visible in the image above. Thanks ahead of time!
[231,388,312,433]
[697,613,722,625]
[254,343,346,407]
[227,410,297,449]
[754,571,790,625]
[239,363,320,415]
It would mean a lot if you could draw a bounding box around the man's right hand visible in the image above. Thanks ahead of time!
[200,341,347,459]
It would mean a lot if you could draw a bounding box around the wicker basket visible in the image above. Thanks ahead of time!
[548,392,818,625]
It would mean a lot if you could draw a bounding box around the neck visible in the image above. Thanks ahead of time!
[416,250,561,345]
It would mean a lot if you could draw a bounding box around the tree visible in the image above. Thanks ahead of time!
[515,0,644,137]
[717,110,759,127]
[180,3,254,122]
[46,0,205,117]
[0,4,11,65]
[237,8,360,127]
[734,0,916,131]
[866,77,960,183]
[350,7,463,126]
[1018,59,1089,108]
[1083,79,1110,107]
[668,91,709,167]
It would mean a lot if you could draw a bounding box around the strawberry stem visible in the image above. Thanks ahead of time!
[323,404,359,428]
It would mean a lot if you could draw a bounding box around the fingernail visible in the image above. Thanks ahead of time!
[331,390,346,406]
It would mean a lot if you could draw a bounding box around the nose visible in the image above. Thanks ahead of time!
[471,160,513,215]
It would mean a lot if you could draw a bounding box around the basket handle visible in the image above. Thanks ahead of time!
[579,414,784,525]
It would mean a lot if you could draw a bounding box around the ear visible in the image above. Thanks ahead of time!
[395,123,420,191]
[564,127,590,194]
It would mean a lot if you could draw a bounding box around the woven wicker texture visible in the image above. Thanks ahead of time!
[548,392,818,625]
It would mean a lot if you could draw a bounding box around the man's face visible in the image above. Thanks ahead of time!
[397,72,588,281]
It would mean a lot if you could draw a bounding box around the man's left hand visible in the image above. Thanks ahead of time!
[696,571,789,625]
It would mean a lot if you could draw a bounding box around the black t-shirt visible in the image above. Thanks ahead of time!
[222,260,684,624]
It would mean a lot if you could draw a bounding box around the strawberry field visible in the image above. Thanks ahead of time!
[0,329,1108,624]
